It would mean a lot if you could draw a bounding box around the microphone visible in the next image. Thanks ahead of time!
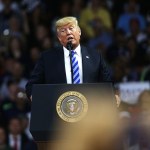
[66,39,73,83]
[66,41,73,51]
[66,38,73,51]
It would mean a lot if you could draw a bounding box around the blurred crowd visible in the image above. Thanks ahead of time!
[0,0,150,149]
[118,90,150,150]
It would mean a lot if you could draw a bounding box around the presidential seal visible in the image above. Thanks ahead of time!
[56,91,88,122]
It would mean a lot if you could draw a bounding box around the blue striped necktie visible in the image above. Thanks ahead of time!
[71,50,80,84]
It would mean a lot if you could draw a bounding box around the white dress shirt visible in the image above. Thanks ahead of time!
[9,134,21,150]
[63,44,83,84]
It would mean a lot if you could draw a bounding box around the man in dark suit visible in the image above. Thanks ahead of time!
[6,117,37,150]
[25,16,113,101]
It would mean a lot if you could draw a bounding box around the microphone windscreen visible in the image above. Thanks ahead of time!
[66,41,73,50]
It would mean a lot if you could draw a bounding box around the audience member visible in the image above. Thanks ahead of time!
[0,126,13,150]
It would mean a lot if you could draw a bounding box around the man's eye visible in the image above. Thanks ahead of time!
[70,27,74,30]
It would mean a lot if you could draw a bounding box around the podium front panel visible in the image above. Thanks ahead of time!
[30,83,115,141]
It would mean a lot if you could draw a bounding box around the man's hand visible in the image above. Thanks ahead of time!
[30,96,32,101]
[115,94,121,107]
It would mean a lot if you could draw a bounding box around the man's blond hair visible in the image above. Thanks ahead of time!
[55,17,79,31]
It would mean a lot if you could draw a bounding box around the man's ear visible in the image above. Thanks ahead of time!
[56,30,61,41]
[78,27,81,36]
[58,37,61,41]
[57,35,62,42]
[79,30,81,36]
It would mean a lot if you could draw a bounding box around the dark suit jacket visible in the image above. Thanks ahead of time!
[25,45,112,99]
[6,133,30,150]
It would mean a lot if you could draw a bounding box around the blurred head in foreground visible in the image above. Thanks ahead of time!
[48,100,120,150]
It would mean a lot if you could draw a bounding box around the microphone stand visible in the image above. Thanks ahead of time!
[66,41,73,84]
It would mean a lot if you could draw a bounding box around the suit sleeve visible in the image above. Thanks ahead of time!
[25,53,45,99]
[99,53,112,82]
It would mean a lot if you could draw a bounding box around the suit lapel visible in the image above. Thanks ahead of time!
[81,46,90,83]
[56,47,67,83]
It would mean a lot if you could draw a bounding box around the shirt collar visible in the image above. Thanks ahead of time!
[10,134,21,140]
[63,44,81,57]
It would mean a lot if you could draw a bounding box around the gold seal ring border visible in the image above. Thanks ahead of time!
[56,91,88,123]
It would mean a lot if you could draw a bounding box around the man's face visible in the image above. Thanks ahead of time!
[9,119,22,135]
[57,23,81,49]
[0,128,6,144]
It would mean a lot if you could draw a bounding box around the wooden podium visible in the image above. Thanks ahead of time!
[30,83,116,150]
